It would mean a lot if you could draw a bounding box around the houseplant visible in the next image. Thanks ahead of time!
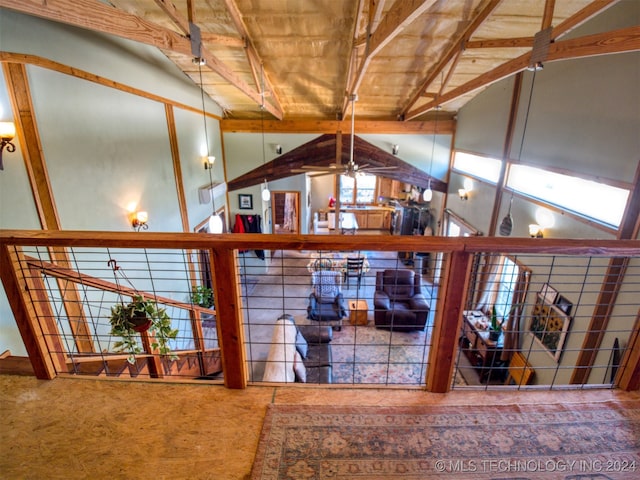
[110,295,179,364]
[489,305,502,341]
[191,285,214,309]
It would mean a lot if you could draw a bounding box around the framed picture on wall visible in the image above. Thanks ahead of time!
[555,295,573,315]
[529,293,572,362]
[239,194,253,210]
[539,283,558,305]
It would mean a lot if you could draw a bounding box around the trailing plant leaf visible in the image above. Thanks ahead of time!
[109,295,179,363]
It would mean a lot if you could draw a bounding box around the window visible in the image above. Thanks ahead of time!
[453,151,502,184]
[339,173,376,204]
[507,164,629,227]
[494,257,518,319]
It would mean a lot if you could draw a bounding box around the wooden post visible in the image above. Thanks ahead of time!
[615,310,640,391]
[0,246,58,379]
[427,250,472,392]
[210,247,247,389]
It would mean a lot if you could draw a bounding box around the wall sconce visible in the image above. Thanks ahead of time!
[131,210,149,231]
[529,224,543,238]
[458,178,473,200]
[275,145,283,155]
[0,121,16,171]
[392,144,399,155]
[204,155,215,170]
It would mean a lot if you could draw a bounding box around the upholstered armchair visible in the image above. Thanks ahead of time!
[307,270,347,329]
[374,269,430,332]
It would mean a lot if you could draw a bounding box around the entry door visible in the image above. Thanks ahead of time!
[271,191,300,234]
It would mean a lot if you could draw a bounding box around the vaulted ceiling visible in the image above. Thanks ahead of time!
[2,0,637,125]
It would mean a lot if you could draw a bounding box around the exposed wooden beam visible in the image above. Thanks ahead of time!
[541,0,556,31]
[345,0,437,115]
[200,32,245,48]
[0,0,282,119]
[405,25,640,120]
[222,0,284,118]
[165,105,190,233]
[0,52,221,120]
[465,37,534,49]
[401,0,502,118]
[154,0,190,36]
[226,134,448,192]
[221,118,455,134]
[552,0,621,40]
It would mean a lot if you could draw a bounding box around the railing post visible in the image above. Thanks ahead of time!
[0,245,59,379]
[615,310,640,391]
[211,247,247,389]
[427,250,472,393]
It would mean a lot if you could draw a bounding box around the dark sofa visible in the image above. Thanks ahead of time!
[262,314,334,384]
[373,269,430,332]
[296,324,333,383]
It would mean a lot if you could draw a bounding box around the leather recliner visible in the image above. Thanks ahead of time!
[374,269,430,332]
[307,270,347,329]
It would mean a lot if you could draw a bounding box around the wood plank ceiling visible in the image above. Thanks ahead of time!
[2,0,636,126]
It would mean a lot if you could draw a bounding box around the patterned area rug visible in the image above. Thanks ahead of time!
[251,401,640,479]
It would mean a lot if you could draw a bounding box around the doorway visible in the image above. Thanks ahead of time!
[271,191,300,234]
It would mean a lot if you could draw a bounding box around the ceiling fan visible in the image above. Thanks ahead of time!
[293,94,397,178]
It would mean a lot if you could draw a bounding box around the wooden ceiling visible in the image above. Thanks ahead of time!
[2,0,637,126]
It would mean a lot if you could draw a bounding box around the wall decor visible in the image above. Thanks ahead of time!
[555,294,573,315]
[239,194,253,210]
[529,293,571,362]
[539,282,558,304]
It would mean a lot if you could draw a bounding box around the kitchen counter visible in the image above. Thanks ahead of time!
[319,206,394,230]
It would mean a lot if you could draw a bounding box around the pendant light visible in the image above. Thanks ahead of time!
[197,57,223,233]
[423,105,439,202]
[259,65,271,203]
[499,66,541,236]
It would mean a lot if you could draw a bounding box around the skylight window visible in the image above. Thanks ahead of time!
[453,151,502,184]
[507,164,629,227]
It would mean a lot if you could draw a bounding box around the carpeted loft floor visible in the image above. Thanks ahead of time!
[251,400,640,479]
[2,374,638,480]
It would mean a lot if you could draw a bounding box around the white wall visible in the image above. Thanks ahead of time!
[449,0,639,385]
[0,10,224,355]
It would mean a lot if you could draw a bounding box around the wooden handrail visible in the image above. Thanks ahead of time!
[23,256,215,315]
[1,230,639,255]
[2,230,639,391]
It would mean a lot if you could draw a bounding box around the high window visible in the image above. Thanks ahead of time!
[453,151,502,184]
[507,164,629,228]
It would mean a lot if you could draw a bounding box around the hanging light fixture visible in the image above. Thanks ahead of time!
[196,56,223,234]
[499,65,541,236]
[259,65,271,203]
[423,105,439,202]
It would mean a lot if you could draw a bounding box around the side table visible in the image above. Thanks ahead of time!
[348,299,369,326]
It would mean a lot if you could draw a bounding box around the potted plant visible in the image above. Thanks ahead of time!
[191,285,214,309]
[110,295,179,364]
[191,285,216,326]
[489,305,502,341]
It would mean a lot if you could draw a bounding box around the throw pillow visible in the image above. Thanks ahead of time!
[295,329,309,358]
[293,350,307,383]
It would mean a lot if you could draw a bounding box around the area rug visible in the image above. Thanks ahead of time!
[251,401,640,479]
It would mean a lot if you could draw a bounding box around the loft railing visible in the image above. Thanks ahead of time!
[0,230,638,392]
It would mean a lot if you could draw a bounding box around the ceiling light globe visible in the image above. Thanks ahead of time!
[261,187,271,202]
[423,188,432,202]
[209,214,223,234]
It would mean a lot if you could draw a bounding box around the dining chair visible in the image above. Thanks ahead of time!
[344,257,365,290]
